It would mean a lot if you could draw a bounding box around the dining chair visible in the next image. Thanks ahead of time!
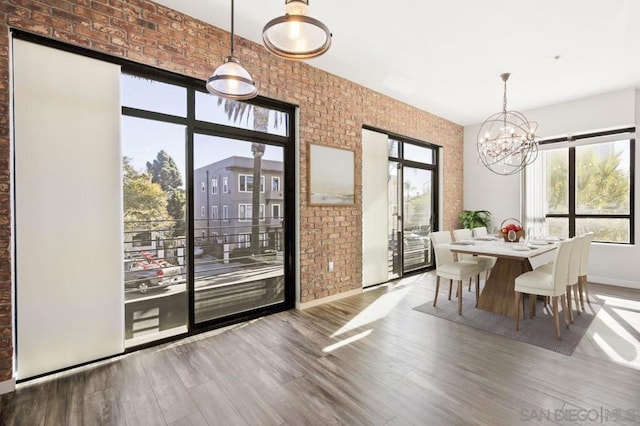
[452,228,495,288]
[514,239,574,340]
[430,231,482,315]
[578,232,595,310]
[472,226,488,238]
[566,234,586,322]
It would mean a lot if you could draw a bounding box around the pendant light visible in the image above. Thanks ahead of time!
[262,0,332,60]
[206,0,257,100]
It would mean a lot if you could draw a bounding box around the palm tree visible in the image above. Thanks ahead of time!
[217,99,274,255]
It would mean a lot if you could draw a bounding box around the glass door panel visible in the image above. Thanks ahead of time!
[193,134,285,323]
[121,116,188,347]
[402,166,433,272]
[388,161,400,280]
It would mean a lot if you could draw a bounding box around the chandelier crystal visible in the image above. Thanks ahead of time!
[477,73,538,175]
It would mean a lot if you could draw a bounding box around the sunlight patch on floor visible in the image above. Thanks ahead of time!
[331,285,412,337]
[323,329,372,353]
[588,295,640,370]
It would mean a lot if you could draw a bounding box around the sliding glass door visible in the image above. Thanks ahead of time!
[121,71,295,347]
[192,134,285,323]
[388,137,438,277]
[402,166,435,272]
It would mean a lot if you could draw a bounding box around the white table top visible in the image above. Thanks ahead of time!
[442,238,557,259]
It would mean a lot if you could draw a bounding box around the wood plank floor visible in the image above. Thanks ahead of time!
[1,273,640,425]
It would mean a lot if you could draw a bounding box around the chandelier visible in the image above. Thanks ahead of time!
[477,73,538,175]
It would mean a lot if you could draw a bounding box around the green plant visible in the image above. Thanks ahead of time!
[459,210,492,230]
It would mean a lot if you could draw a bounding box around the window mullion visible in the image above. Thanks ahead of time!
[568,146,576,237]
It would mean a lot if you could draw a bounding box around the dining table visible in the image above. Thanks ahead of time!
[446,238,558,318]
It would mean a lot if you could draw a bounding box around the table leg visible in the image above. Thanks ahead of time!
[477,257,531,317]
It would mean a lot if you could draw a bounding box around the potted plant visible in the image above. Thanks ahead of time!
[459,210,492,230]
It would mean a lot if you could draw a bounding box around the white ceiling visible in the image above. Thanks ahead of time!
[153,0,640,126]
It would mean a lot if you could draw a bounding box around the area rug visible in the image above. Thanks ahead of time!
[413,289,601,356]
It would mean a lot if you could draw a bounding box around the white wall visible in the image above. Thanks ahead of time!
[464,88,640,288]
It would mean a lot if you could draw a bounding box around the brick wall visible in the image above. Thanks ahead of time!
[0,0,463,383]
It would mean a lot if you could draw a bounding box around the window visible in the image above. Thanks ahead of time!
[212,205,218,219]
[201,206,205,217]
[239,204,250,222]
[212,178,218,194]
[272,204,280,219]
[201,182,205,192]
[533,132,634,243]
[238,203,266,221]
[237,233,251,249]
[272,176,280,192]
[239,174,265,193]
[222,176,228,193]
[222,205,228,221]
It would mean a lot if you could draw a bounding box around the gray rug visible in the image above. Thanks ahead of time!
[414,288,601,356]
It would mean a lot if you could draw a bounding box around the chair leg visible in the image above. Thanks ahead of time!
[514,291,520,331]
[578,275,586,310]
[561,294,570,329]
[552,296,561,340]
[583,277,591,305]
[468,277,471,292]
[573,284,581,315]
[457,280,463,315]
[448,279,453,300]
[566,286,574,323]
[475,275,480,307]
[529,294,536,319]
[433,276,440,307]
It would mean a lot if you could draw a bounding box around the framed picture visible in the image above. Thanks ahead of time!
[308,143,355,205]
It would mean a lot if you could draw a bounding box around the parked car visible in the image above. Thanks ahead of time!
[124,258,183,293]
[124,259,163,293]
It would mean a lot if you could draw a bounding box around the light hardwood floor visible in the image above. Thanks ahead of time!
[1,273,639,425]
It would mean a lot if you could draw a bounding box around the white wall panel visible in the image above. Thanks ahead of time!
[362,129,389,287]
[13,39,124,379]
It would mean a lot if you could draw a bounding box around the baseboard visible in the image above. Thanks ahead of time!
[0,377,16,395]
[589,276,640,290]
[297,288,363,310]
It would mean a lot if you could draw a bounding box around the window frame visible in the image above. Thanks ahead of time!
[238,174,265,193]
[540,129,635,244]
[238,203,265,222]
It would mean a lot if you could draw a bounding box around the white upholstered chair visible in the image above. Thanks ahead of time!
[514,239,574,340]
[566,234,586,322]
[430,231,482,315]
[578,232,595,310]
[472,226,488,238]
[452,228,495,287]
